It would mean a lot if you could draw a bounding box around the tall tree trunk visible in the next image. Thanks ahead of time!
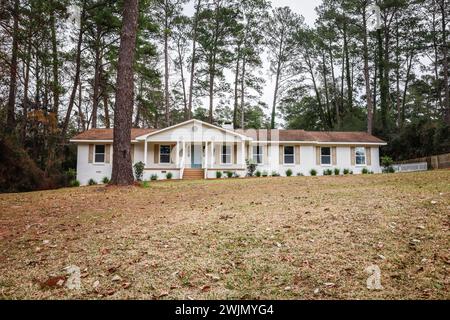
[187,0,202,120]
[343,17,352,112]
[362,6,374,134]
[164,0,170,126]
[240,55,246,130]
[322,51,332,129]
[271,31,284,130]
[328,42,339,129]
[77,81,86,131]
[233,45,241,129]
[440,0,449,124]
[61,7,85,138]
[176,40,188,119]
[110,0,139,186]
[6,0,19,132]
[50,10,59,115]
[377,28,388,129]
[21,31,32,144]
[91,32,101,128]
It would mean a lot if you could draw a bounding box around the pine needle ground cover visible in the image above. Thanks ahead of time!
[1,171,449,299]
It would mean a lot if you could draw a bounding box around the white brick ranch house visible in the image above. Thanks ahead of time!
[70,119,387,185]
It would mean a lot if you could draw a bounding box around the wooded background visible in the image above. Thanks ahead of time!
[0,0,448,191]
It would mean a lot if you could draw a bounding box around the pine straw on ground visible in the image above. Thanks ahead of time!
[0,171,449,300]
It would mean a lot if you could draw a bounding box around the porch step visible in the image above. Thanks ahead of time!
[183,169,205,180]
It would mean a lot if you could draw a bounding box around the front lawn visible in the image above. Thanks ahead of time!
[0,171,449,299]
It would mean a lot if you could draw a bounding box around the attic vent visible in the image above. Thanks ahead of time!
[222,122,234,130]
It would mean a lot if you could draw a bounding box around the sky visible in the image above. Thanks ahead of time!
[184,0,323,123]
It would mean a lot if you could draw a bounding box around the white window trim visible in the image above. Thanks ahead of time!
[253,146,263,164]
[160,145,171,164]
[320,147,332,166]
[283,146,295,165]
[355,147,367,166]
[93,144,106,164]
[221,145,232,165]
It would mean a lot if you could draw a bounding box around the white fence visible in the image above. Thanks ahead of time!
[392,162,428,173]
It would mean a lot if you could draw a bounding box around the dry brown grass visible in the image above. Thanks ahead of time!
[0,171,449,300]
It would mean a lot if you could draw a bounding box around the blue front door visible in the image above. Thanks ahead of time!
[191,144,202,168]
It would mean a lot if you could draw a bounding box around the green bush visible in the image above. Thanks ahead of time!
[343,168,350,175]
[166,172,173,180]
[142,181,150,188]
[69,180,80,187]
[271,171,280,177]
[323,169,333,176]
[285,169,293,177]
[334,168,340,176]
[297,172,304,176]
[133,161,145,181]
[381,156,395,173]
[361,167,369,174]
[350,170,354,174]
[255,170,261,177]
[102,176,110,184]
[262,171,268,177]
[246,159,257,177]
[150,174,158,181]
[310,169,317,176]
[226,171,233,178]
[216,171,222,179]
[88,178,97,185]
[66,168,77,182]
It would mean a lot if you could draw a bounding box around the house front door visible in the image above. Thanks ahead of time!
[191,144,202,168]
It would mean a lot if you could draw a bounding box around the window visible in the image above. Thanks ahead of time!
[284,146,294,164]
[253,146,263,164]
[321,147,331,165]
[355,147,366,165]
[160,145,171,163]
[221,145,231,164]
[94,145,105,163]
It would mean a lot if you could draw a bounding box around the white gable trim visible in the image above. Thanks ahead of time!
[135,119,251,141]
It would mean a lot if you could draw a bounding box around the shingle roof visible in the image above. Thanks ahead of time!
[71,127,386,144]
[71,128,156,141]
[236,129,386,143]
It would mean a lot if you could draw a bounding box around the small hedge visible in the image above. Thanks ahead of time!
[285,169,293,177]
[166,172,173,180]
[334,168,340,176]
[102,176,110,184]
[323,169,333,176]
[255,170,261,177]
[150,174,158,181]
[226,171,233,178]
[88,178,97,185]
[216,171,222,179]
[262,171,268,177]
[69,180,80,187]
[310,169,317,176]
[362,168,369,174]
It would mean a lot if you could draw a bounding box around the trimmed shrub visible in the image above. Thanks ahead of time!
[69,180,80,187]
[297,172,304,176]
[285,169,293,177]
[381,156,395,173]
[262,171,268,177]
[323,169,333,176]
[102,176,110,184]
[166,172,173,180]
[334,168,340,176]
[246,159,257,177]
[133,161,145,181]
[310,169,317,176]
[361,167,369,174]
[343,168,350,175]
[150,174,158,181]
[226,171,233,178]
[216,171,222,179]
[88,178,97,185]
[255,170,261,177]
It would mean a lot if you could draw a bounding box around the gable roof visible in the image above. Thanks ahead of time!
[70,123,386,145]
[70,128,156,141]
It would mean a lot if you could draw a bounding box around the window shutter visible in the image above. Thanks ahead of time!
[154,144,159,164]
[332,147,337,166]
[316,147,320,165]
[105,145,111,163]
[366,147,372,165]
[351,147,356,166]
[295,145,300,164]
[215,144,220,165]
[88,144,94,163]
[170,144,176,164]
[233,144,237,164]
[279,145,283,164]
[130,144,134,163]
